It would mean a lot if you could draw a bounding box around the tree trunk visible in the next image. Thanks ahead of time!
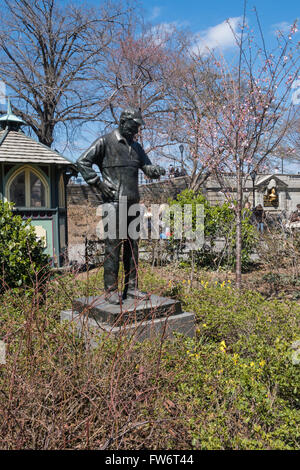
[190,171,211,193]
[235,164,243,289]
[38,116,55,148]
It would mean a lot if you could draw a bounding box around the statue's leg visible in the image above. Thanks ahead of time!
[122,204,142,299]
[104,237,121,290]
[100,202,122,304]
[123,236,139,294]
[103,237,122,304]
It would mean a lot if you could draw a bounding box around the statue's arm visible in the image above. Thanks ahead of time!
[76,137,104,185]
[76,137,116,199]
[138,144,166,179]
[142,164,166,179]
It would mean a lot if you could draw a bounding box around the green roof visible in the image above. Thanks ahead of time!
[0,98,26,126]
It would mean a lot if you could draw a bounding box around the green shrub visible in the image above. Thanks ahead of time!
[159,283,300,449]
[168,189,257,270]
[0,201,50,290]
[162,333,300,449]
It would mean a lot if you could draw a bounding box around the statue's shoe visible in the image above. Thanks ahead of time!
[104,291,122,305]
[123,289,150,300]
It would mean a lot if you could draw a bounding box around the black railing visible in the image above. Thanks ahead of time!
[13,207,57,218]
[69,171,189,187]
[139,171,188,185]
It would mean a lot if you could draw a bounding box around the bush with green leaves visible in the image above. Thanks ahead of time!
[167,282,300,449]
[0,201,50,290]
[168,189,257,270]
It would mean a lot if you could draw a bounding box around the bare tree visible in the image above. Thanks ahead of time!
[95,16,183,160]
[164,48,223,184]
[0,0,125,147]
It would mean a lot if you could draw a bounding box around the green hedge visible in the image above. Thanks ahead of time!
[0,201,50,290]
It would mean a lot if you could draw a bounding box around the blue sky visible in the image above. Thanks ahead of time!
[142,0,299,33]
[141,0,299,53]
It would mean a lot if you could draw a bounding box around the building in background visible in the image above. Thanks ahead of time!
[203,173,300,215]
[0,100,76,266]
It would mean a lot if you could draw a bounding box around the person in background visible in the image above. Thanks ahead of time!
[253,204,265,233]
[144,206,153,238]
[169,165,175,178]
[290,204,300,223]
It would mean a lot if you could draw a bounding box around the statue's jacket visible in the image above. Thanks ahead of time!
[77,129,157,203]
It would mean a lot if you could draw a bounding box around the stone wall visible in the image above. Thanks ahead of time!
[139,176,190,205]
[66,177,190,248]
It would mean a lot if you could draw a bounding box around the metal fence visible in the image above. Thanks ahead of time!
[69,169,188,187]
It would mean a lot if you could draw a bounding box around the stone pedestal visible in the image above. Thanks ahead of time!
[61,292,195,345]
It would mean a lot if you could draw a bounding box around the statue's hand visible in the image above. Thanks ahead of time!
[152,165,166,177]
[96,180,116,199]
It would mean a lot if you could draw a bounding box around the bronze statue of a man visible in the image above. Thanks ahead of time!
[76,108,165,304]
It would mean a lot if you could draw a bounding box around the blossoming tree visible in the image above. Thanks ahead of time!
[166,8,299,287]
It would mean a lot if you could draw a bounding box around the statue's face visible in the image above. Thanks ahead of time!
[119,118,140,141]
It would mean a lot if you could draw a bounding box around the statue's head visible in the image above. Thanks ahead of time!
[119,107,145,141]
